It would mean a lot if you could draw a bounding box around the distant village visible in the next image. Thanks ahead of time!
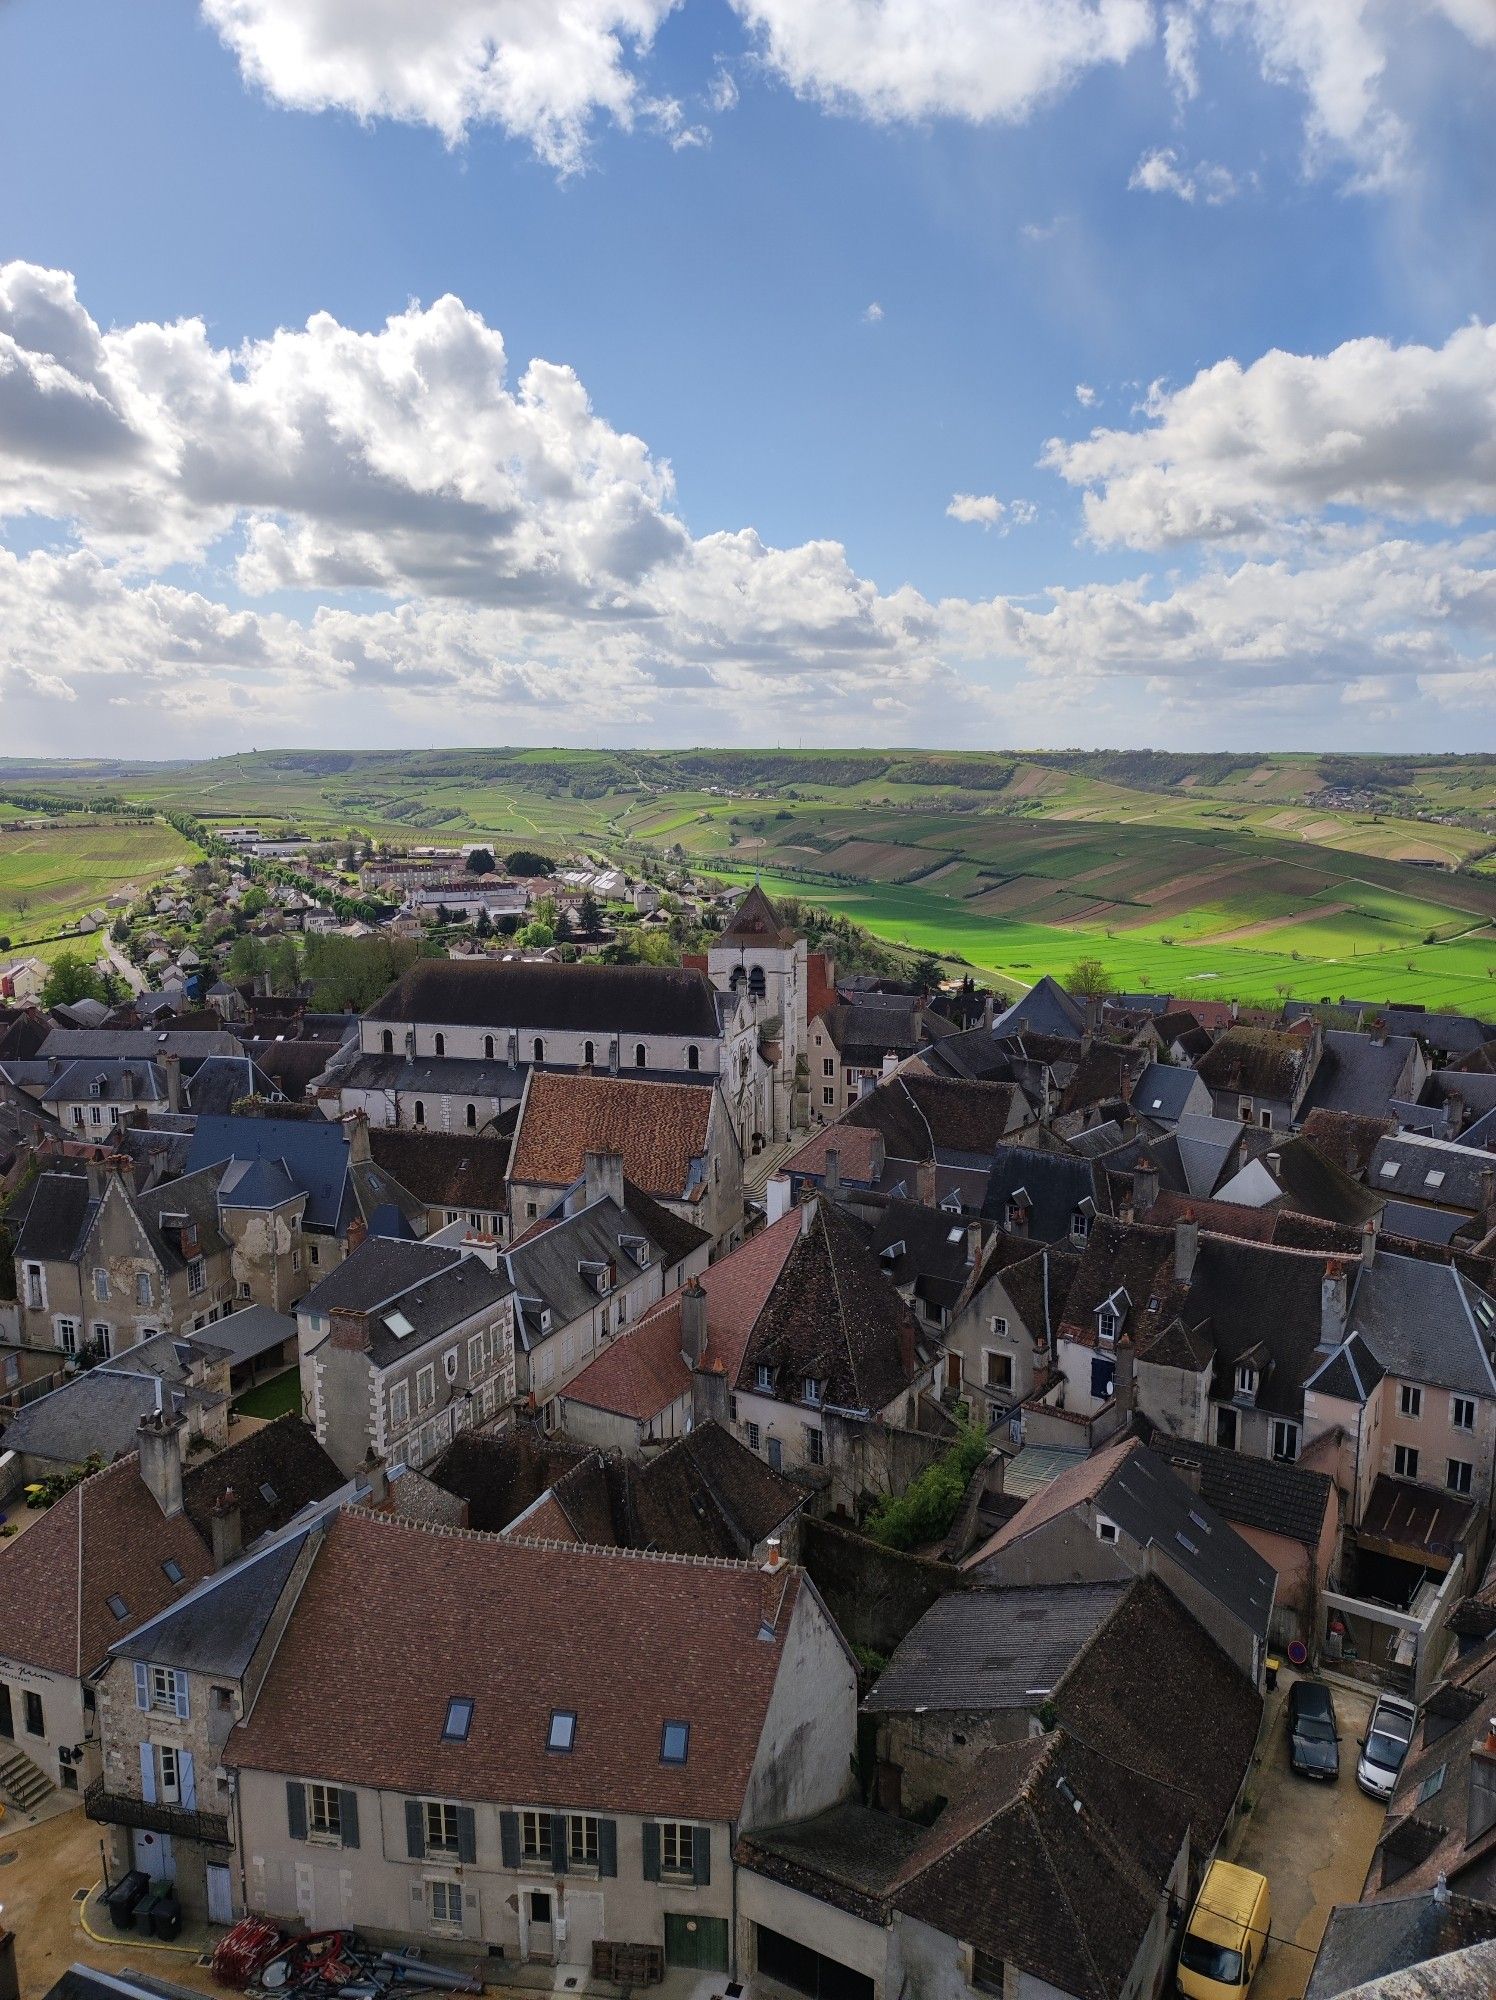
[2,875,1496,2000]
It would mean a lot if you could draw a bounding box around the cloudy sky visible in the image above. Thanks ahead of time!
[2,0,1494,758]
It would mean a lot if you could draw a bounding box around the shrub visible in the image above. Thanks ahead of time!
[863,1424,989,1550]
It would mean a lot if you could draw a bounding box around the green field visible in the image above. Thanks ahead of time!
[0,819,199,957]
[2,748,1493,1007]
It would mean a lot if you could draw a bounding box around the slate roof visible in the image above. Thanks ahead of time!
[844,1069,1024,1161]
[13,1169,96,1262]
[183,1054,279,1116]
[365,960,723,1037]
[1298,1030,1422,1122]
[844,1196,978,1313]
[40,1058,167,1106]
[715,883,797,949]
[1306,1893,1496,2000]
[982,1144,1099,1242]
[300,1238,512,1367]
[225,1509,810,1822]
[0,1454,213,1678]
[107,1531,311,1680]
[864,1583,1127,1713]
[1343,1252,1496,1398]
[1370,1133,1496,1214]
[0,1336,226,1467]
[818,1000,931,1066]
[990,976,1088,1041]
[39,1027,242,1059]
[510,1071,717,1203]
[187,1113,365,1232]
[182,1413,344,1548]
[737,1202,930,1414]
[1132,1062,1203,1122]
[205,1303,297,1367]
[369,1127,512,1214]
[332,1052,529,1099]
[1151,1436,1335,1548]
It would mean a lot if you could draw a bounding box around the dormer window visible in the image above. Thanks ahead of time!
[939,1191,963,1214]
[803,1377,824,1407]
[1097,1310,1118,1345]
[1236,1363,1258,1400]
[1071,1205,1094,1244]
[755,1363,774,1391]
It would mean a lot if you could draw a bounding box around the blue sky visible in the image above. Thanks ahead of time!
[1,0,1494,756]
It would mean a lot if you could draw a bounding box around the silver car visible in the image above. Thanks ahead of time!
[1357,1693,1416,1800]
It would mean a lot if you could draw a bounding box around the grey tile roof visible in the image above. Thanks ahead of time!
[39,1027,242,1059]
[187,1113,367,1232]
[13,1170,96,1262]
[365,959,723,1036]
[990,976,1087,1041]
[0,1332,223,1466]
[1381,1200,1469,1245]
[1369,1133,1496,1214]
[337,1051,529,1097]
[1305,1330,1386,1405]
[108,1531,309,1679]
[1152,1436,1334,1547]
[1299,1030,1422,1121]
[864,1583,1128,1713]
[39,1058,167,1106]
[982,1144,1098,1241]
[504,1195,678,1345]
[207,1303,297,1366]
[1345,1253,1496,1398]
[300,1238,510,1367]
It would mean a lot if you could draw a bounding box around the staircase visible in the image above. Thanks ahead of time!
[744,1135,799,1202]
[0,1744,55,1814]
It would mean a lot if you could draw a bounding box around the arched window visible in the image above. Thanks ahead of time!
[635,1043,647,1068]
[729,967,745,991]
[483,1034,494,1061]
[533,1037,545,1063]
[413,1100,426,1127]
[381,1029,394,1055]
[465,1103,477,1129]
[584,1040,595,1066]
[433,1032,445,1057]
[686,1044,700,1072]
[748,965,766,998]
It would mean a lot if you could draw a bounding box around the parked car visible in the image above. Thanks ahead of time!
[1287,1678,1340,1780]
[1177,1859,1272,1999]
[1356,1692,1417,1800]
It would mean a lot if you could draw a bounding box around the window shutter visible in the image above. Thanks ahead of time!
[456,1806,477,1864]
[133,1663,150,1712]
[139,1742,157,1805]
[405,1798,426,1858]
[409,1881,426,1930]
[598,1819,618,1878]
[500,1811,521,1869]
[462,1887,482,1940]
[286,1780,307,1841]
[174,1672,190,1722]
[340,1790,360,1850]
[551,1813,569,1875]
[642,1821,661,1883]
[693,1826,711,1887]
[179,1750,197,1810]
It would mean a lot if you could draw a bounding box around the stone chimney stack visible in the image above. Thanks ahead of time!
[1174,1214,1199,1285]
[163,1051,182,1114]
[137,1404,185,1520]
[1132,1159,1159,1217]
[917,1158,937,1207]
[1468,1718,1496,1847]
[341,1109,371,1165]
[680,1280,708,1367]
[584,1149,626,1211]
[982,993,995,1031]
[823,1147,841,1199]
[210,1488,243,1569]
[1360,1221,1378,1272]
[1320,1260,1350,1352]
[766,1172,792,1224]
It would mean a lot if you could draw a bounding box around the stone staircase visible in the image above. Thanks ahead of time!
[744,1135,799,1202]
[0,1743,55,1814]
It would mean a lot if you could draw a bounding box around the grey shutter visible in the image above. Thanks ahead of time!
[405,1798,426,1858]
[598,1819,618,1878]
[642,1821,661,1883]
[173,1672,190,1721]
[340,1790,360,1850]
[286,1780,307,1841]
[456,1806,477,1864]
[551,1813,569,1875]
[140,1743,157,1804]
[500,1810,521,1869]
[693,1826,711,1887]
[179,1749,197,1810]
[133,1662,150,1711]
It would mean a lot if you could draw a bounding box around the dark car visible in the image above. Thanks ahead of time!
[1288,1678,1340,1780]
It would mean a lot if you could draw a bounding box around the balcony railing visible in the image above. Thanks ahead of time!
[85,1776,231,1848]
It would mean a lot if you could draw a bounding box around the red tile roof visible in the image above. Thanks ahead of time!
[783,1125,884,1184]
[510,1072,716,1202]
[225,1509,806,1820]
[0,1456,213,1678]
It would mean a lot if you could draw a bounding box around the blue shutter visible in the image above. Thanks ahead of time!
[500,1811,521,1869]
[405,1798,426,1858]
[133,1663,150,1712]
[456,1806,477,1864]
[1090,1356,1115,1401]
[642,1822,661,1883]
[179,1750,197,1810]
[173,1671,190,1721]
[139,1742,157,1804]
[340,1790,360,1850]
[286,1781,307,1841]
[598,1819,618,1878]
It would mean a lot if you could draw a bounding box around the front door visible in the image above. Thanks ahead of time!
[946,1352,963,1393]
[767,1436,783,1471]
[1216,1405,1238,1449]
[666,1915,730,1972]
[527,1889,554,1962]
[206,1864,234,1926]
[133,1829,174,1883]
[0,1683,12,1738]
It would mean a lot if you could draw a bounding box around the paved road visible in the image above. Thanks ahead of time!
[1232,1674,1386,2000]
[101,935,147,994]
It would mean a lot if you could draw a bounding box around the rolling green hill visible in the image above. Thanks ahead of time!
[2,749,1493,1008]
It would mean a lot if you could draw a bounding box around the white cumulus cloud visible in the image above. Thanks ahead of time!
[946,494,1036,530]
[1129,144,1237,202]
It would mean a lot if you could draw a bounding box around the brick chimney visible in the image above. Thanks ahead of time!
[680,1281,708,1367]
[137,1404,185,1520]
[1468,1718,1496,1846]
[1174,1214,1199,1285]
[210,1488,243,1568]
[917,1158,937,1207]
[1321,1259,1349,1351]
[345,1214,367,1255]
[329,1305,371,1352]
[584,1149,625,1210]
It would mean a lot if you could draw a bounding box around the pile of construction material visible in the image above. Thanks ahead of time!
[212,1919,486,1998]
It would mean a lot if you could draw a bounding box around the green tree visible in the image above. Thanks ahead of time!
[911,953,945,994]
[266,938,299,996]
[505,848,553,876]
[1066,956,1113,998]
[227,935,266,981]
[239,886,269,918]
[43,952,107,1008]
[465,847,496,875]
[577,890,602,933]
[519,922,555,949]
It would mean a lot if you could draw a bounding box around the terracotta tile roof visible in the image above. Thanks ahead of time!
[225,1508,805,1820]
[369,1128,512,1213]
[784,1124,885,1185]
[564,1210,803,1422]
[962,1438,1140,1568]
[510,1071,715,1203]
[0,1456,213,1679]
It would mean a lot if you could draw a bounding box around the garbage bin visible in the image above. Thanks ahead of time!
[105,1871,150,1932]
[150,1890,183,1941]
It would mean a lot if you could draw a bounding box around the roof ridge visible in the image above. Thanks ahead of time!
[344,1503,766,1571]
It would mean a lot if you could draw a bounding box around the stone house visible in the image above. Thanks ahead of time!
[219,1511,856,1970]
[940,1239,1082,1423]
[1196,1023,1323,1130]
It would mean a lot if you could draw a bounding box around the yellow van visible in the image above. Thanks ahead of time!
[1177,1861,1271,1999]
